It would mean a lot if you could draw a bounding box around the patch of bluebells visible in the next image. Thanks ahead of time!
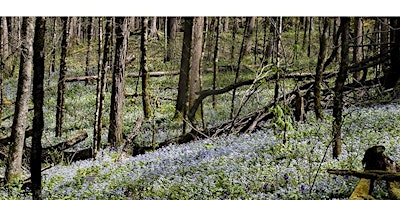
[1,103,399,199]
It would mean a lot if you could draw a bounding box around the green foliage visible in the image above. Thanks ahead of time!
[269,104,294,132]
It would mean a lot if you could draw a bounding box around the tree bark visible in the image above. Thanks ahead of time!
[85,17,93,85]
[166,17,177,62]
[332,17,350,159]
[141,17,152,118]
[1,17,11,77]
[55,17,68,137]
[6,16,35,184]
[188,17,204,122]
[314,17,329,120]
[31,17,45,200]
[50,17,57,74]
[384,17,400,89]
[174,17,193,118]
[244,17,256,55]
[230,17,238,60]
[149,17,158,38]
[352,17,363,82]
[108,17,128,147]
[212,17,222,108]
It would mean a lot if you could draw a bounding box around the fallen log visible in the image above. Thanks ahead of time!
[65,70,180,82]
[0,129,32,145]
[327,169,400,181]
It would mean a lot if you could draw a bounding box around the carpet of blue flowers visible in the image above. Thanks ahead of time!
[2,103,400,199]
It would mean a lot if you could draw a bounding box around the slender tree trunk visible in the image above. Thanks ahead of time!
[6,16,35,184]
[212,17,222,108]
[333,17,350,159]
[149,17,158,38]
[273,17,283,104]
[141,17,152,118]
[85,17,93,84]
[230,17,249,119]
[223,17,229,32]
[188,17,204,122]
[50,18,57,74]
[108,17,128,147]
[307,17,313,57]
[244,17,256,55]
[174,17,193,118]
[352,17,363,82]
[1,17,11,76]
[31,17,45,200]
[314,17,329,120]
[93,17,107,156]
[166,17,177,62]
[384,17,400,89]
[302,17,308,50]
[55,17,68,137]
[230,17,238,60]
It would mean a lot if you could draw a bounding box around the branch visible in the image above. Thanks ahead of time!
[327,169,400,181]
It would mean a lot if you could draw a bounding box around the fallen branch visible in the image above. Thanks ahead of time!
[65,70,180,82]
[327,169,400,181]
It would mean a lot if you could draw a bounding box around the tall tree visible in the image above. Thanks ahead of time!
[314,17,329,120]
[108,17,128,147]
[93,17,109,155]
[31,16,45,200]
[1,17,11,77]
[49,18,57,74]
[174,17,193,118]
[352,17,363,82]
[212,17,222,108]
[384,17,400,89]
[85,17,93,84]
[55,17,69,137]
[149,17,158,38]
[244,17,256,55]
[165,17,177,62]
[332,17,350,159]
[141,17,152,118]
[188,17,204,122]
[6,16,35,184]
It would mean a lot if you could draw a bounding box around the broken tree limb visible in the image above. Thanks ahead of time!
[122,116,144,154]
[0,129,32,145]
[327,169,400,181]
[349,178,375,200]
[43,130,88,153]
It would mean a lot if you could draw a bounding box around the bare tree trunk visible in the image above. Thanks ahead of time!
[384,17,400,89]
[85,17,93,84]
[31,16,45,200]
[188,17,204,122]
[93,17,107,156]
[149,17,158,38]
[166,17,177,62]
[230,17,238,60]
[244,17,256,55]
[352,17,363,82]
[333,17,350,159]
[108,17,128,147]
[307,17,313,57]
[273,17,283,104]
[141,17,152,119]
[50,18,57,74]
[1,17,11,76]
[314,17,329,120]
[223,17,229,32]
[302,17,308,51]
[55,17,69,137]
[174,17,193,118]
[6,16,34,184]
[212,17,222,108]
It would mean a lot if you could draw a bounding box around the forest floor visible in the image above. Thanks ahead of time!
[1,102,400,199]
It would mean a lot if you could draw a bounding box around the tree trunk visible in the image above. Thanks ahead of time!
[314,17,329,120]
[108,17,128,147]
[188,17,204,122]
[31,16,45,200]
[93,17,108,156]
[6,16,35,184]
[223,17,229,32]
[307,17,313,57]
[149,17,158,38]
[212,17,222,108]
[273,17,283,105]
[1,17,11,77]
[230,17,238,60]
[50,18,57,74]
[166,17,177,62]
[55,17,69,137]
[141,17,152,119]
[174,17,193,118]
[244,17,256,55]
[332,17,350,159]
[384,17,400,89]
[352,17,363,82]
[85,17,93,85]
